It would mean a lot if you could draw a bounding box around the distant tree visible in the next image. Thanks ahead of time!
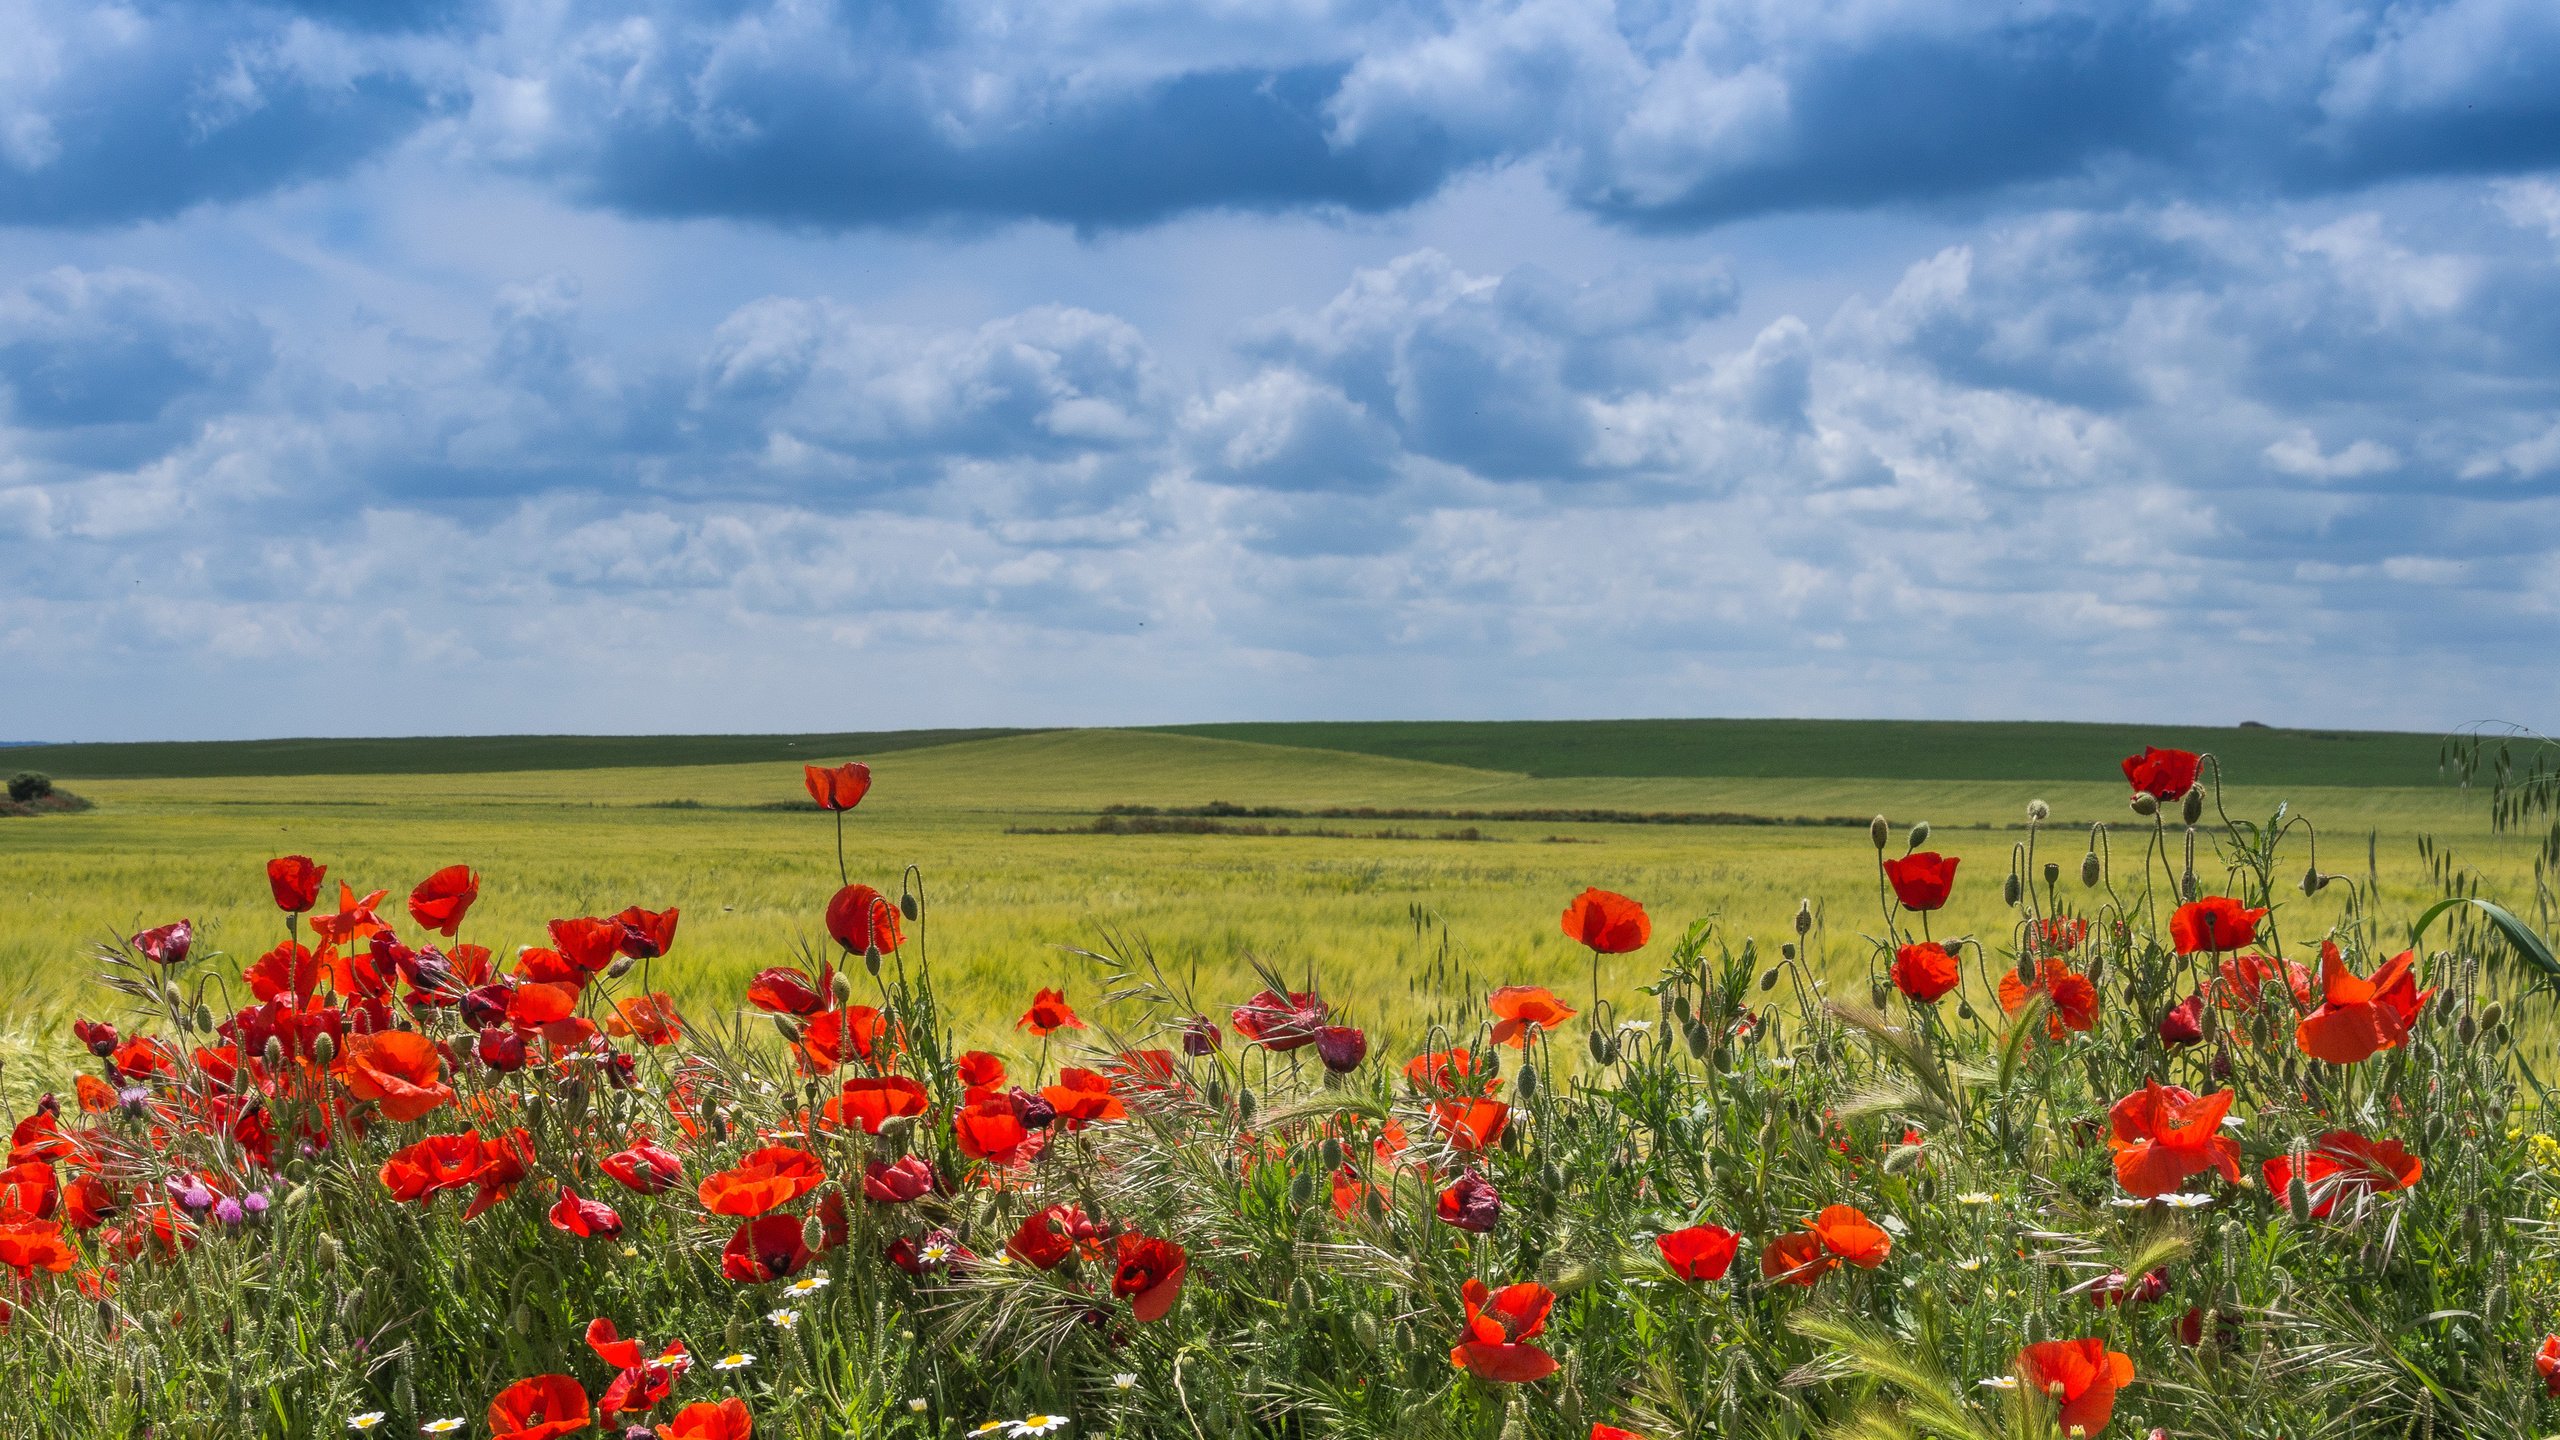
[6,772,51,802]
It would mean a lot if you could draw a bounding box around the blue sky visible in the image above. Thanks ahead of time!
[4,0,2559,741]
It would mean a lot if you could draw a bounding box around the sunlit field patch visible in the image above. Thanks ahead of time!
[0,734,2555,1437]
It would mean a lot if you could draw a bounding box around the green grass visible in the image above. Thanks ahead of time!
[1154,717,2464,786]
[0,729,2534,1106]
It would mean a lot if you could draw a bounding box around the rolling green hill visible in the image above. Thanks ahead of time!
[1152,718,2461,788]
[5,716,2467,788]
[2,727,1038,780]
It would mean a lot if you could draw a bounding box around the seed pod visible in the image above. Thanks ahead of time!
[1908,822,1930,849]
[2042,861,2059,886]
[1515,1063,1539,1102]
[2002,872,2022,907]
[2028,799,2051,822]
[2081,852,2101,887]
[1870,816,1890,850]
[2181,789,2204,826]
[863,943,883,977]
[900,893,920,922]
[1793,901,1813,937]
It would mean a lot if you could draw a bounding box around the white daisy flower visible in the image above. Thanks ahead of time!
[348,1417,385,1434]
[1111,1373,1139,1391]
[714,1352,755,1371]
[970,1425,1010,1438]
[1957,1191,2000,1206]
[2107,1196,2152,1208]
[786,1273,833,1295]
[767,1308,801,1329]
[422,1423,467,1436]
[1955,1257,1985,1272]
[1878,1215,1909,1236]
[907,1399,929,1414]
[2220,1116,2245,1130]
[2160,1192,2216,1209]
[1011,1418,1072,1437]
[1978,1376,2019,1391]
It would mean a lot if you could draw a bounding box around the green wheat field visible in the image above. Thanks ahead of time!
[0,720,2535,1099]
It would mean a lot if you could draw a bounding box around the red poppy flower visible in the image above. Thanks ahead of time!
[407,866,481,937]
[2295,942,2430,1065]
[607,994,685,1047]
[512,948,587,989]
[862,1155,936,1204]
[1655,1224,1739,1281]
[549,917,626,974]
[308,883,392,949]
[804,762,872,811]
[2016,1338,2134,1436]
[1450,1278,1558,1383]
[721,1214,814,1282]
[1007,1203,1103,1269]
[0,1162,60,1220]
[1998,959,2100,1039]
[507,982,580,1028]
[825,1076,930,1134]
[609,905,680,960]
[1809,1204,1891,1267]
[2261,1130,2423,1218]
[380,1134,490,1202]
[824,884,903,954]
[266,855,325,913]
[2168,897,2267,956]
[1429,1097,1513,1153]
[658,1397,753,1440]
[1591,1428,1646,1440]
[1425,1170,1496,1232]
[955,1051,1006,1090]
[2030,916,2090,956]
[1041,1068,1125,1129]
[1560,888,1650,953]
[131,919,193,966]
[602,1346,690,1421]
[1315,1026,1370,1073]
[586,1316,648,1370]
[109,1033,177,1079]
[1404,1049,1500,1096]
[1112,1232,1188,1322]
[0,1217,75,1277]
[1331,1165,1389,1220]
[745,966,830,1016]
[791,1005,901,1074]
[2157,994,2205,1047]
[2538,1336,2560,1397]
[2107,1082,2242,1197]
[1760,1231,1828,1286]
[697,1146,825,1217]
[487,1374,591,1440]
[62,1173,118,1230]
[2214,952,2311,1012]
[1889,943,1961,1003]
[244,940,325,1005]
[1231,988,1329,1051]
[1017,987,1085,1037]
[548,1186,623,1240]
[334,1031,454,1123]
[466,1129,537,1221]
[1882,852,1960,912]
[2121,746,2201,801]
[953,1093,1033,1165]
[1487,986,1577,1047]
[602,1143,684,1194]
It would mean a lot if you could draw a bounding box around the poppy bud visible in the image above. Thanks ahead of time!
[1316,1026,1368,1074]
[774,1015,804,1044]
[1352,1312,1380,1350]
[2002,873,2022,907]
[2300,865,2323,896]
[1759,967,1781,993]
[1956,1000,1976,1020]
[2480,1001,2503,1033]
[1673,993,1693,1025]
[1793,901,1813,937]
[1587,1030,1617,1066]
[1235,1087,1256,1125]
[1318,1136,1342,1169]
[831,972,855,1005]
[2158,994,2205,1048]
[1908,822,1930,849]
[2042,862,2059,888]
[311,1033,336,1065]
[2081,852,2101,887]
[1779,942,1796,962]
[2130,793,2158,816]
[2287,1176,2312,1226]
[1287,1168,1313,1209]
[317,1234,342,1272]
[96,1298,116,1332]
[863,943,883,977]
[900,892,919,922]
[1869,979,1891,1009]
[1870,815,1890,849]
[1687,1022,1712,1060]
[802,1213,827,1254]
[263,1036,285,1072]
[2457,1012,2477,1046]
[2484,1279,2509,1331]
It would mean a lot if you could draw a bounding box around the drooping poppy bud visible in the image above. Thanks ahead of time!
[1316,1026,1369,1074]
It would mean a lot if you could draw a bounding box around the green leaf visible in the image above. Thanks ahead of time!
[2406,896,2560,996]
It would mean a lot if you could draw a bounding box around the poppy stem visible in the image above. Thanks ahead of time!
[834,809,849,888]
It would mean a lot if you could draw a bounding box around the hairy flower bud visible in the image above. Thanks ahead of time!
[2002,873,2023,907]
[1908,821,1930,849]
[1870,815,1890,850]
[900,892,920,922]
[2081,852,2102,888]
[2181,788,2204,825]
[831,971,855,1005]
[863,943,883,977]
[1793,900,1813,937]
[2300,866,2324,896]
[1515,1063,1539,1102]
[2130,793,2158,817]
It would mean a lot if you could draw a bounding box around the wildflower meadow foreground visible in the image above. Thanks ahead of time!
[7,749,2560,1440]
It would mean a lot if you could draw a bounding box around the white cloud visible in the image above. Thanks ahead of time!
[2264,429,2401,479]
